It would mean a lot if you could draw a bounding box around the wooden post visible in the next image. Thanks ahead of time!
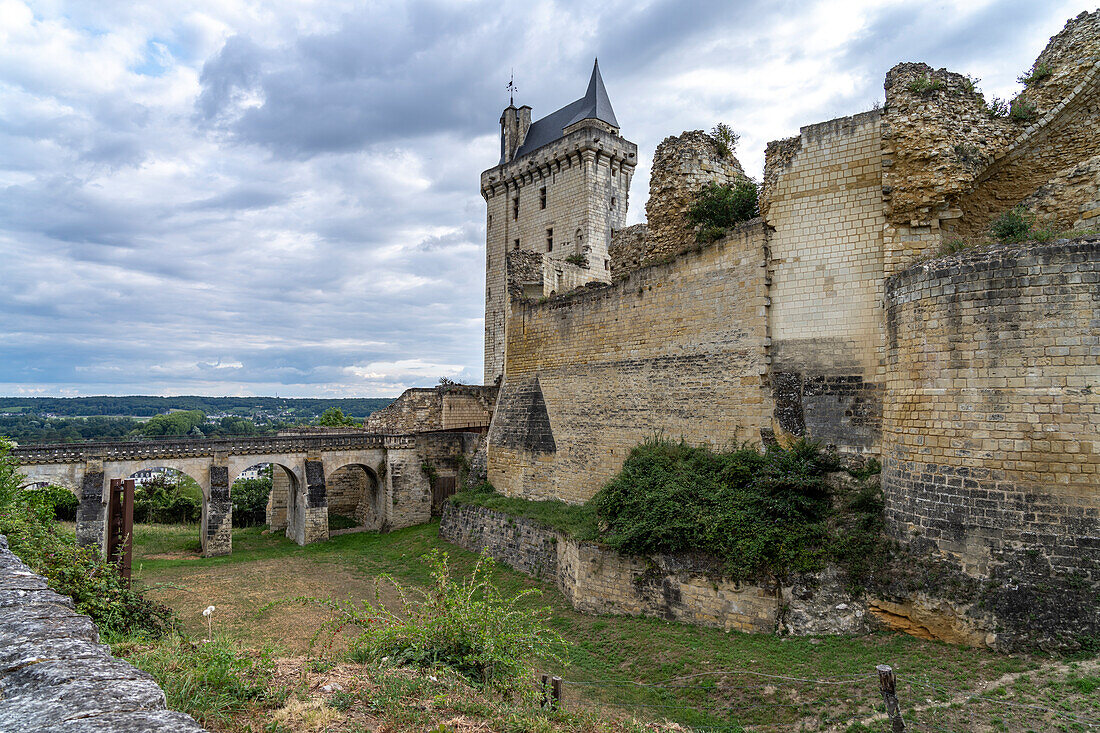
[877,664,905,732]
[550,676,562,711]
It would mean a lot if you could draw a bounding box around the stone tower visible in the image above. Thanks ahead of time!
[480,60,638,384]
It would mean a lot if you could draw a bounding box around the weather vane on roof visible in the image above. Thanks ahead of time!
[507,69,517,106]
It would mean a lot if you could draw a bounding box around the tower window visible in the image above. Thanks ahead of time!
[546,228,553,252]
[513,196,519,220]
[487,214,492,230]
[514,239,520,250]
[540,187,547,209]
[605,259,610,271]
[610,196,617,209]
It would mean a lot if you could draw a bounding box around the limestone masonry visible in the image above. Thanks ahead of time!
[477,13,1100,648]
[0,533,205,731]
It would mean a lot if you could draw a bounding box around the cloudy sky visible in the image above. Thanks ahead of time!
[0,0,1086,398]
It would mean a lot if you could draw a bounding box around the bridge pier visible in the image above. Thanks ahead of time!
[288,458,328,546]
[201,463,232,557]
[75,461,105,551]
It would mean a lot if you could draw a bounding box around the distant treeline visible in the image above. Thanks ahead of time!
[0,396,393,418]
[0,396,396,445]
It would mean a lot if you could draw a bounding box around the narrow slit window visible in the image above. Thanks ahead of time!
[546,228,553,252]
[514,239,520,250]
[610,196,617,209]
[540,187,547,209]
[513,196,519,220]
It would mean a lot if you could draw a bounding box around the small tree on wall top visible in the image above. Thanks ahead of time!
[711,123,740,158]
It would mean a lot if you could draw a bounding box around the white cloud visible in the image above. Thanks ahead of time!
[0,0,1082,396]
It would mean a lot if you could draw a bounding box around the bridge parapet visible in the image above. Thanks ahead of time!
[11,432,415,465]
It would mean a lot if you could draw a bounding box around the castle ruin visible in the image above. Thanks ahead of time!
[471,12,1100,648]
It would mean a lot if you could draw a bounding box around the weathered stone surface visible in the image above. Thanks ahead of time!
[365,385,497,433]
[642,130,748,268]
[0,535,206,731]
[882,238,1100,648]
[488,223,771,503]
[441,503,873,636]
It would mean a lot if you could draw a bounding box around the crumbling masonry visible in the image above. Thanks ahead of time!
[478,13,1100,648]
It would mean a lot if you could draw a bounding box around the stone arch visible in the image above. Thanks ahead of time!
[261,464,298,533]
[327,463,384,531]
[126,465,205,525]
[19,464,83,495]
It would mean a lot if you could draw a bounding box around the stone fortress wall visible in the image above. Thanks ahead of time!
[882,240,1100,583]
[488,222,770,503]
[481,10,1100,646]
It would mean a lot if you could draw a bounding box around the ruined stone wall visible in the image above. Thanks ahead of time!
[365,386,496,433]
[882,240,1100,603]
[1020,152,1100,230]
[607,223,648,278]
[439,503,872,635]
[954,61,1100,238]
[762,110,886,452]
[627,131,746,275]
[879,11,1100,257]
[488,222,770,503]
[0,534,206,731]
[507,249,597,299]
[327,465,369,518]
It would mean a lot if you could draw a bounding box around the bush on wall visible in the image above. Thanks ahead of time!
[686,180,759,243]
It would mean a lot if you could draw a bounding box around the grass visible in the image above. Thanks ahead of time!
[118,521,1099,732]
[451,485,597,540]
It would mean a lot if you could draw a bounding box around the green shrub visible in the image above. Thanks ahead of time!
[0,438,177,639]
[907,75,945,95]
[1018,62,1052,86]
[985,97,1010,118]
[1009,98,1037,122]
[990,207,1033,242]
[23,484,79,521]
[686,180,759,243]
[231,476,271,527]
[2,499,177,638]
[133,476,201,524]
[591,438,839,579]
[115,634,281,728]
[563,253,588,267]
[282,550,568,698]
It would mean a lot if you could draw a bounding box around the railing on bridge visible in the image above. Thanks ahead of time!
[10,431,416,464]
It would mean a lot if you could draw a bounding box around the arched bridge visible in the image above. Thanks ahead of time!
[11,431,461,557]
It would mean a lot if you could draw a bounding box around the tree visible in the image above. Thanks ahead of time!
[686,180,760,243]
[139,410,206,437]
[317,407,359,427]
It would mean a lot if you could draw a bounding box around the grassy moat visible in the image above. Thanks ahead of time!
[122,521,1099,732]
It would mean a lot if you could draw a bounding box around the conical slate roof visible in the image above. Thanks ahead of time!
[509,60,619,161]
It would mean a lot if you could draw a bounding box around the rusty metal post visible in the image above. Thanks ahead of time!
[105,478,134,584]
[120,479,134,583]
[877,664,906,732]
[106,478,122,564]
